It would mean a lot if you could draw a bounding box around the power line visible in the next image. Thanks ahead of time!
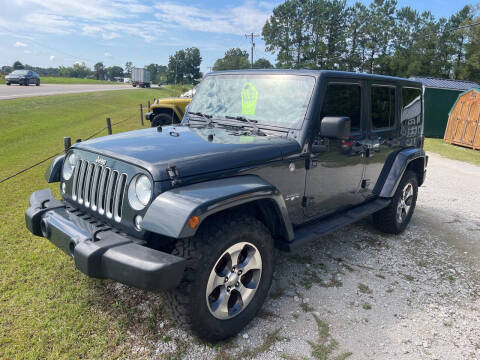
[422,20,480,40]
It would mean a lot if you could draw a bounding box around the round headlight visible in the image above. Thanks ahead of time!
[62,152,77,180]
[128,174,152,210]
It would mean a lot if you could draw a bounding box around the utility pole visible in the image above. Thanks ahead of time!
[245,33,260,68]
[175,59,178,85]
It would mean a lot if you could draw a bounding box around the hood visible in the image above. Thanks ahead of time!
[75,125,301,181]
[155,97,191,106]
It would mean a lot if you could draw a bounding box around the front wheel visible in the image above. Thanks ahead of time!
[165,214,274,341]
[372,170,418,234]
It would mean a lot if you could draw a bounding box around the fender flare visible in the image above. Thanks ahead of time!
[378,147,426,198]
[141,175,294,240]
[45,155,64,183]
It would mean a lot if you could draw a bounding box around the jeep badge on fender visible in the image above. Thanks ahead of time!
[25,70,427,341]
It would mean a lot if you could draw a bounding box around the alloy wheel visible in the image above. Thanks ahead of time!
[205,242,262,320]
[396,182,414,223]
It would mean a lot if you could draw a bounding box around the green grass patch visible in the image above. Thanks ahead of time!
[362,302,372,310]
[424,138,480,166]
[357,283,372,294]
[308,314,341,360]
[0,86,183,359]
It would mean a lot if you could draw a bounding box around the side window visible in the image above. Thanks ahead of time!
[320,84,361,132]
[371,86,396,129]
[401,88,422,121]
[401,87,423,145]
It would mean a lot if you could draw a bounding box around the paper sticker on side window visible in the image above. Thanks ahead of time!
[241,82,258,115]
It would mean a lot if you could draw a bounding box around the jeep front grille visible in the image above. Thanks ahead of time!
[71,159,127,222]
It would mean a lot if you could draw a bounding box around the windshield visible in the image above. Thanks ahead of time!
[11,70,28,75]
[188,74,315,128]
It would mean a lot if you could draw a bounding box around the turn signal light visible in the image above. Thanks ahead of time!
[188,216,200,229]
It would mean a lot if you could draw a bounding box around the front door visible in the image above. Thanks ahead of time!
[305,81,367,218]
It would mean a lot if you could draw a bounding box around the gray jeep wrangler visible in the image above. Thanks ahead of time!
[25,70,427,341]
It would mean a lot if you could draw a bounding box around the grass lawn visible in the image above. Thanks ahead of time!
[0,86,188,359]
[1,75,122,85]
[424,138,480,166]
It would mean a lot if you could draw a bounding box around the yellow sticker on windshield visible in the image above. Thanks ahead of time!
[240,136,254,143]
[241,82,258,116]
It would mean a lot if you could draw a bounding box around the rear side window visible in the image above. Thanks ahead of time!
[371,86,396,129]
[320,84,361,132]
[402,88,422,114]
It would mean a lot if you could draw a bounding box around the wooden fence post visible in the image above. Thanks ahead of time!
[106,117,112,135]
[140,104,144,126]
[63,137,71,152]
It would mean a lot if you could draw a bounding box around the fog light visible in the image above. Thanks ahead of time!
[61,182,66,193]
[134,215,143,231]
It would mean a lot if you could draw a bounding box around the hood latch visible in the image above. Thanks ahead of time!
[167,163,181,186]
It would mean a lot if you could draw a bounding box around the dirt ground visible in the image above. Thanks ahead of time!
[109,152,480,360]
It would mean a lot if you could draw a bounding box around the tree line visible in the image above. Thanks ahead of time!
[261,0,480,81]
[3,0,479,83]
[2,47,203,84]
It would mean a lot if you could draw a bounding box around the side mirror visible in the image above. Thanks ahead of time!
[320,116,351,140]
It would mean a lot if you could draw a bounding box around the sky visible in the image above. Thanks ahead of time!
[0,0,475,74]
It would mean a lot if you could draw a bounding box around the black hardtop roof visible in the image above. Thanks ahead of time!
[208,69,422,87]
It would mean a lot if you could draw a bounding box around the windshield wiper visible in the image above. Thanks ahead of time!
[224,116,265,136]
[188,111,215,127]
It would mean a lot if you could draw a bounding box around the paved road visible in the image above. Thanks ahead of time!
[0,83,135,100]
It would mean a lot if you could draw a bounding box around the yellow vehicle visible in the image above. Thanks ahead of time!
[145,97,192,127]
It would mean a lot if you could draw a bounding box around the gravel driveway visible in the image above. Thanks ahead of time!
[105,152,480,360]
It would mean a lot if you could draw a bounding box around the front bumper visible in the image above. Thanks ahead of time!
[145,111,154,121]
[6,78,25,84]
[25,189,186,290]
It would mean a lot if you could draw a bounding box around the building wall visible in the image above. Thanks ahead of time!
[424,88,463,138]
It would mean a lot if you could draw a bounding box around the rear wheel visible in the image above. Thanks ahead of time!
[164,214,274,341]
[372,170,418,234]
[6,82,10,86]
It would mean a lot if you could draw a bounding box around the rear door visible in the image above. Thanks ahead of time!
[363,82,402,198]
[304,79,367,218]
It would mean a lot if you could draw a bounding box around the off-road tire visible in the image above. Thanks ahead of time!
[372,170,418,234]
[6,82,10,86]
[164,214,274,341]
[151,113,176,127]
[36,80,40,86]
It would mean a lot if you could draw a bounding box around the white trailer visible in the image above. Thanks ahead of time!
[131,68,151,88]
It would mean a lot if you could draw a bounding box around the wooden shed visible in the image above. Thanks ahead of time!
[444,88,480,150]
